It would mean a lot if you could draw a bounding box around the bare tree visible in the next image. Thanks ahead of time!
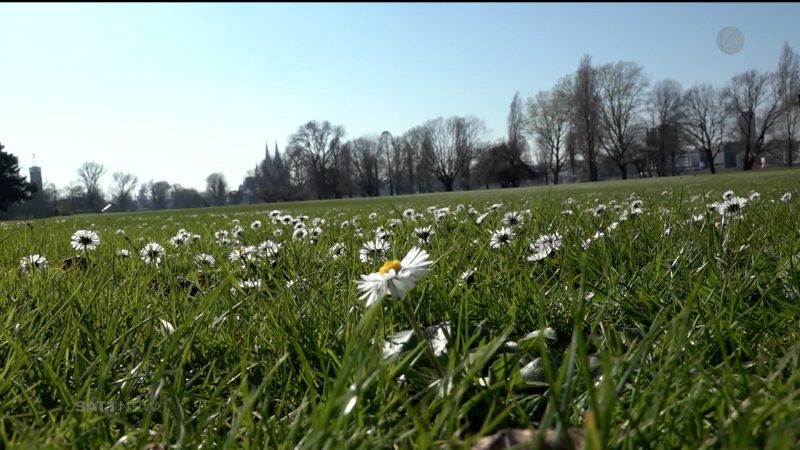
[401,126,430,193]
[286,120,346,199]
[171,184,206,209]
[149,180,171,210]
[647,79,683,175]
[110,172,138,212]
[336,144,355,198]
[420,117,477,192]
[285,150,310,196]
[595,61,649,179]
[136,184,150,209]
[77,161,107,210]
[723,70,783,170]
[489,91,536,187]
[456,116,485,190]
[205,173,228,206]
[569,55,602,181]
[527,79,571,185]
[681,84,729,174]
[776,42,800,166]
[474,140,531,188]
[347,136,382,197]
[507,91,528,164]
[378,131,402,195]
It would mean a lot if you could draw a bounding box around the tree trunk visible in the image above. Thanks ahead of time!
[742,154,755,170]
[618,163,628,180]
[443,178,454,192]
[552,170,560,185]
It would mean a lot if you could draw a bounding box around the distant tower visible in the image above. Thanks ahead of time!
[29,154,42,191]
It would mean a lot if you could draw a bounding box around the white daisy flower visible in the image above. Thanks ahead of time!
[475,212,490,225]
[258,240,281,258]
[119,249,130,258]
[329,242,346,260]
[355,247,433,307]
[251,220,262,230]
[231,225,244,239]
[239,278,263,290]
[214,230,232,246]
[359,238,390,263]
[293,227,308,240]
[748,191,760,201]
[156,319,175,336]
[722,190,735,201]
[413,226,434,245]
[781,192,793,202]
[374,226,392,239]
[19,254,48,276]
[489,227,515,249]
[527,233,563,262]
[140,242,165,266]
[368,212,378,221]
[194,253,216,269]
[591,204,606,216]
[169,233,188,248]
[388,218,404,229]
[718,196,747,217]
[502,211,525,227]
[71,229,100,252]
[460,267,477,286]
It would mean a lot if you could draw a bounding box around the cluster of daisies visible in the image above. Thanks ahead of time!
[10,191,792,290]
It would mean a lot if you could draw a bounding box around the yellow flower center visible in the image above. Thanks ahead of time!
[378,259,401,274]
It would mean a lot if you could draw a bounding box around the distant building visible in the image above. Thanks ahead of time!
[29,166,42,191]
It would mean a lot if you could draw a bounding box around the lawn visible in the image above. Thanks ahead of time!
[2,169,800,449]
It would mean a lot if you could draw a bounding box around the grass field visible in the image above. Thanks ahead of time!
[2,169,800,449]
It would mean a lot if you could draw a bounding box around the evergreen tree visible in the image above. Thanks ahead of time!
[0,142,34,211]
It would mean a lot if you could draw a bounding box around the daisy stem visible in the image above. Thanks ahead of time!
[399,296,443,379]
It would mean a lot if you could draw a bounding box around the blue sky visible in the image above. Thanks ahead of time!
[1,3,799,192]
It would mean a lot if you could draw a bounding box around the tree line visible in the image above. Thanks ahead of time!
[253,42,799,201]
[1,43,798,217]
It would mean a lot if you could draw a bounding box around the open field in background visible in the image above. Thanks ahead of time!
[2,169,800,449]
